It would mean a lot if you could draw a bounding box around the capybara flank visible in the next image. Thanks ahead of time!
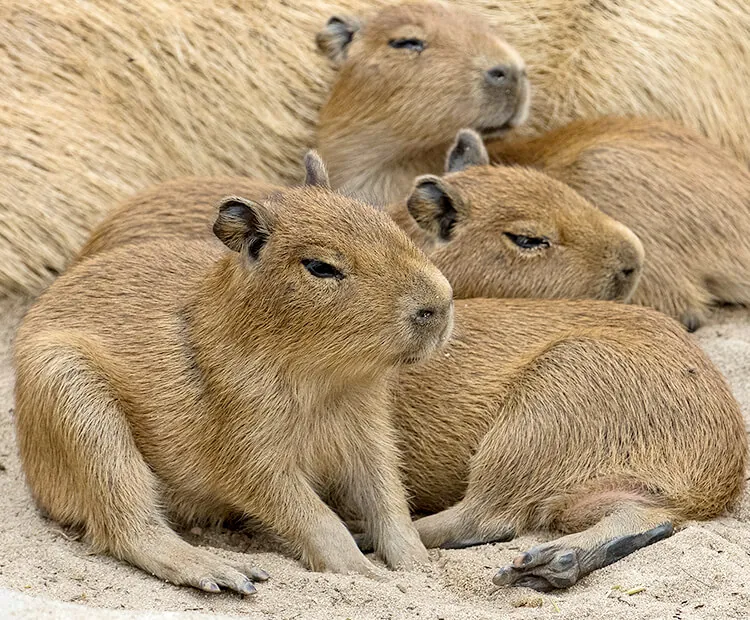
[13,153,454,593]
[4,0,748,296]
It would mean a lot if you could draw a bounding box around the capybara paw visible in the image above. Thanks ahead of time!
[307,549,378,577]
[380,535,430,570]
[158,549,269,595]
[493,546,580,591]
[493,523,674,591]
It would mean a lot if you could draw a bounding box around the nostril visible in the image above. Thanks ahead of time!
[413,308,434,326]
[621,267,636,278]
[486,65,511,86]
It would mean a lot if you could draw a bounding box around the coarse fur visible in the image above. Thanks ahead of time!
[77,131,644,304]
[315,2,529,205]
[13,154,455,593]
[3,0,749,296]
[487,117,750,330]
[391,298,747,590]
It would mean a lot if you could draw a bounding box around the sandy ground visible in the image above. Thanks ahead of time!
[1,295,749,620]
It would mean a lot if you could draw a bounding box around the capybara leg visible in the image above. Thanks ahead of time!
[414,503,515,549]
[239,474,378,576]
[493,504,674,591]
[13,336,267,594]
[122,522,269,594]
[345,440,429,570]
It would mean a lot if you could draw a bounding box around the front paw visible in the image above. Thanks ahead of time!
[378,523,430,570]
[306,546,379,577]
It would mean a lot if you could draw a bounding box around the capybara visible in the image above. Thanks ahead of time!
[487,117,750,330]
[13,153,454,592]
[78,130,643,304]
[4,0,749,295]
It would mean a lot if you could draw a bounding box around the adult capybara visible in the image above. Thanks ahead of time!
[3,0,748,295]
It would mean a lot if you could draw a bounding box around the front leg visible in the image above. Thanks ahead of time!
[345,423,429,570]
[240,472,376,576]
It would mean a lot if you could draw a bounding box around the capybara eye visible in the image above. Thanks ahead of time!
[504,233,551,250]
[388,38,425,53]
[301,259,344,280]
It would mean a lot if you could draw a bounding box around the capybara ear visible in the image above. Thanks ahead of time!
[316,15,361,66]
[213,196,272,259]
[304,150,331,189]
[446,129,490,173]
[407,176,464,241]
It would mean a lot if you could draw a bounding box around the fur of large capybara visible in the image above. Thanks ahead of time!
[13,153,454,593]
[3,0,749,296]
[487,117,750,330]
[76,131,644,305]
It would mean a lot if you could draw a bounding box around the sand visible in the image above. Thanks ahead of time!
[1,295,749,620]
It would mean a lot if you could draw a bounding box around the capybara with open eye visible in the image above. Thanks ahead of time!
[362,298,747,591]
[13,152,454,593]
[72,158,745,594]
[316,2,529,205]
[487,117,750,330]
[77,131,643,305]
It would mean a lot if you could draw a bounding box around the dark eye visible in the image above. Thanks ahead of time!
[504,233,551,250]
[302,259,344,280]
[388,38,425,52]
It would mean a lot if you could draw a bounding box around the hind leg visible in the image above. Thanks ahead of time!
[493,503,674,591]
[14,336,268,594]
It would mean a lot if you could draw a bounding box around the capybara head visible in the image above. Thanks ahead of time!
[317,2,529,151]
[405,130,644,301]
[212,152,454,376]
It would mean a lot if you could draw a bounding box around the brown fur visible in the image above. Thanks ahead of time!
[4,0,749,296]
[487,117,750,329]
[13,155,455,592]
[316,2,529,205]
[78,131,644,304]
[392,299,747,589]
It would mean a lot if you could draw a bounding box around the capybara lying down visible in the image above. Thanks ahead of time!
[18,160,746,594]
[14,153,454,592]
[487,117,750,330]
[78,131,643,304]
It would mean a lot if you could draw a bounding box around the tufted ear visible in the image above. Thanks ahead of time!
[406,176,464,241]
[316,15,361,66]
[303,150,331,189]
[446,129,490,173]
[213,196,272,259]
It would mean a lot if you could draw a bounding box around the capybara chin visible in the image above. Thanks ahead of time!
[317,1,529,205]
[13,152,454,594]
[77,130,644,306]
[487,116,750,330]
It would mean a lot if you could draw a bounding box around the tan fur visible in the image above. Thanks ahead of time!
[76,167,644,305]
[13,156,455,592]
[4,0,749,296]
[392,299,747,589]
[487,117,750,329]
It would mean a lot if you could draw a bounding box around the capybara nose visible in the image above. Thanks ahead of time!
[412,307,436,326]
[485,64,517,87]
[411,298,452,329]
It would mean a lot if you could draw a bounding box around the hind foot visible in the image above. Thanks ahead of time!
[493,522,673,591]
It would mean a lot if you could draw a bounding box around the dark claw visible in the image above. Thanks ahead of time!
[239,580,257,595]
[515,575,554,592]
[199,578,220,593]
[492,565,517,586]
[250,568,270,582]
